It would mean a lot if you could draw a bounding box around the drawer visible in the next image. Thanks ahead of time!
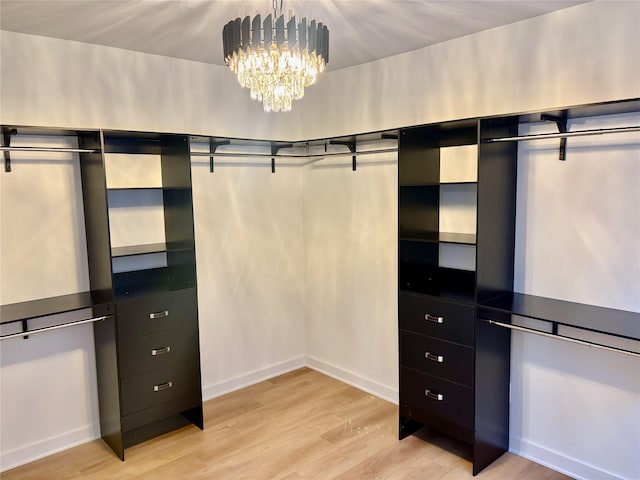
[120,360,201,416]
[116,288,197,340]
[400,367,473,428]
[400,331,474,387]
[399,293,474,346]
[118,328,199,378]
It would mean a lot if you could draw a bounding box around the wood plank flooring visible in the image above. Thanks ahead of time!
[1,368,573,479]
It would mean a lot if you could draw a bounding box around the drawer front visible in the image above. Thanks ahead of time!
[118,328,199,378]
[400,331,474,387]
[399,293,474,346]
[400,367,473,428]
[121,361,201,416]
[116,288,197,340]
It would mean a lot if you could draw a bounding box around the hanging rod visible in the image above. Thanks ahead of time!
[484,125,640,143]
[0,146,98,153]
[189,147,397,161]
[483,319,640,358]
[0,315,111,341]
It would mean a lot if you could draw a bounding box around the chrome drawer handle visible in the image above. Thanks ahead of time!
[425,314,444,324]
[149,310,169,319]
[153,381,173,392]
[425,352,444,363]
[425,389,444,401]
[151,346,171,356]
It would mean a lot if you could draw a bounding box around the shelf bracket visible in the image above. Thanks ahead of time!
[330,139,357,171]
[208,139,230,173]
[3,128,17,172]
[270,143,293,174]
[541,112,568,161]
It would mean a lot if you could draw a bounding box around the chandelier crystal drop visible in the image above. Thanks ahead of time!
[222,2,329,112]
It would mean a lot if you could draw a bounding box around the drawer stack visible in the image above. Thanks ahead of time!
[399,292,475,443]
[116,289,202,443]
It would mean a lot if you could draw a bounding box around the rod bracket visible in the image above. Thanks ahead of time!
[3,128,17,172]
[270,143,293,173]
[208,139,230,173]
[541,112,568,161]
[330,139,357,171]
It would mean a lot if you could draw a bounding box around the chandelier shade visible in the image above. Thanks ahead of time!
[222,11,329,112]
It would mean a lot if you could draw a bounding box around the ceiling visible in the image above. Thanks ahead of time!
[0,0,586,71]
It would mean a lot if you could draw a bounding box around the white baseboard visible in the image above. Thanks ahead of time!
[202,356,306,401]
[0,423,100,473]
[304,355,399,405]
[510,437,626,480]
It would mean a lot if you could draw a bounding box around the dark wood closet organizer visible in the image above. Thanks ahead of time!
[80,131,203,459]
[397,99,640,475]
[2,98,638,471]
[398,117,517,475]
[0,128,204,459]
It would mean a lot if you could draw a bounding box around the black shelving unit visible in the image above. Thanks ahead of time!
[397,98,640,475]
[81,130,203,460]
[398,117,518,475]
[2,97,637,472]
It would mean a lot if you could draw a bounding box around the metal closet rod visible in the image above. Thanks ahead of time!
[485,125,640,143]
[484,319,640,358]
[0,315,112,341]
[0,146,98,153]
[190,147,398,160]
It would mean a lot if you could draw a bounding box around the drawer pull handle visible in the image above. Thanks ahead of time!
[149,310,169,319]
[425,314,443,324]
[425,389,444,401]
[151,346,171,356]
[425,352,444,363]
[153,381,173,392]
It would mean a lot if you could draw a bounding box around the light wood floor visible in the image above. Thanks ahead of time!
[2,368,573,479]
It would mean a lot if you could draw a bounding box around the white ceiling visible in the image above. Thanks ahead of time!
[0,0,586,71]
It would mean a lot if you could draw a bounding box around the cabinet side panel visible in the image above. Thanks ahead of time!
[78,132,113,297]
[162,136,203,431]
[476,120,518,303]
[93,315,123,460]
[473,312,511,475]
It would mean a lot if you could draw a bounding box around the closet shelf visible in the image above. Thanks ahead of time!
[0,291,113,325]
[399,231,476,245]
[478,293,640,352]
[0,291,114,341]
[0,146,98,153]
[399,181,477,187]
[111,242,194,258]
[107,186,191,191]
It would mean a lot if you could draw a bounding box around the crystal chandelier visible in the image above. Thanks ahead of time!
[222,0,329,112]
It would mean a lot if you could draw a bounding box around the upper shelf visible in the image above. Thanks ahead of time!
[0,291,113,325]
[478,293,640,341]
